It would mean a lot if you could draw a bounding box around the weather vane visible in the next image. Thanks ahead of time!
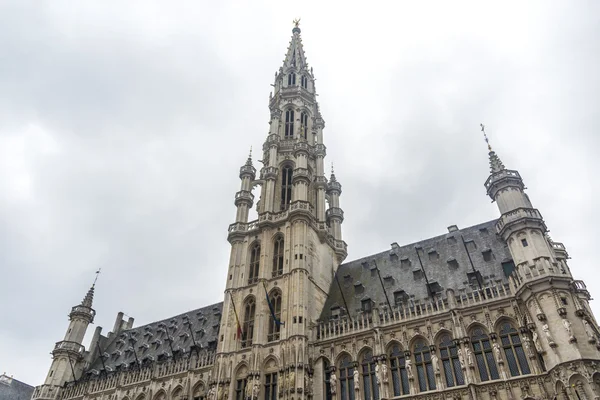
[293,18,301,28]
[93,268,101,287]
[480,123,492,151]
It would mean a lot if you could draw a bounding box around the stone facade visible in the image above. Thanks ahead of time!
[31,25,600,400]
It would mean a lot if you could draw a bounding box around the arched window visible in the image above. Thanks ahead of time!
[281,167,293,210]
[242,297,255,348]
[499,322,530,376]
[339,355,355,400]
[361,350,379,400]
[414,340,436,392]
[272,236,284,277]
[264,372,277,400]
[301,75,308,89]
[248,243,261,284]
[300,112,308,139]
[284,109,295,138]
[439,334,464,387]
[471,328,499,381]
[267,290,282,342]
[323,360,333,400]
[389,345,409,396]
[288,72,296,86]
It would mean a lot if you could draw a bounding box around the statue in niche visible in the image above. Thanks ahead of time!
[431,352,440,373]
[583,319,597,341]
[542,324,555,344]
[405,359,413,378]
[329,371,337,395]
[563,318,573,337]
[466,348,474,366]
[532,331,543,352]
[457,348,465,369]
[353,369,360,391]
[381,362,389,383]
[252,378,260,399]
[492,342,502,362]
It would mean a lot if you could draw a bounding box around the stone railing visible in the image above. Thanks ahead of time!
[32,384,60,400]
[496,207,543,234]
[53,341,85,356]
[325,207,344,221]
[234,190,254,206]
[316,284,512,342]
[509,257,571,292]
[484,168,522,190]
[70,305,95,319]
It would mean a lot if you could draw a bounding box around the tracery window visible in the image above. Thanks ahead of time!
[389,345,409,396]
[301,75,308,88]
[284,109,295,138]
[339,355,355,400]
[280,167,293,210]
[439,334,464,387]
[272,236,284,276]
[361,351,379,400]
[414,340,436,392]
[248,243,261,284]
[288,72,296,86]
[264,373,277,400]
[267,290,282,342]
[300,112,308,139]
[471,327,499,381]
[499,323,530,376]
[242,297,256,348]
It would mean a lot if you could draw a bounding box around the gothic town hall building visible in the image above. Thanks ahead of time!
[32,25,600,400]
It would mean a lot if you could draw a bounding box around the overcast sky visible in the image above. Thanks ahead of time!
[1,0,599,386]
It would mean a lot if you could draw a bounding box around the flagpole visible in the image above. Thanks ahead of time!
[229,291,243,342]
[334,270,353,323]
[373,260,393,312]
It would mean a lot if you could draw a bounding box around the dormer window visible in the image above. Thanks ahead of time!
[287,72,296,86]
[300,75,308,88]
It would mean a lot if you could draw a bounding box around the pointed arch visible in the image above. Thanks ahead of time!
[234,362,250,400]
[248,242,261,284]
[192,381,206,400]
[497,320,530,377]
[242,296,256,348]
[388,342,409,396]
[272,234,285,277]
[263,355,279,400]
[287,72,296,86]
[171,386,184,400]
[267,288,282,342]
[469,325,499,382]
[300,74,308,89]
[134,394,146,400]
[413,339,436,392]
[153,389,167,400]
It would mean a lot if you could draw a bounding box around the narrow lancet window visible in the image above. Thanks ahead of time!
[499,323,530,376]
[267,290,282,342]
[285,109,295,138]
[471,328,499,381]
[248,243,261,284]
[361,351,379,400]
[300,112,308,139]
[339,355,355,400]
[287,72,296,86]
[242,297,256,348]
[414,340,436,392]
[272,236,284,276]
[439,335,464,387]
[389,345,409,396]
[281,167,293,210]
[301,75,308,88]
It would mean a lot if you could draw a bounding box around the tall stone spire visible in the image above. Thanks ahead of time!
[481,124,505,174]
[81,285,94,308]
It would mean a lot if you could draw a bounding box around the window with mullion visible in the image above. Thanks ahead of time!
[324,362,332,400]
[272,237,284,277]
[414,341,436,392]
[235,379,247,400]
[248,244,261,284]
[439,335,464,387]
[264,373,277,400]
[339,356,355,400]
[284,110,295,138]
[280,167,293,210]
[361,351,379,400]
[389,345,409,396]
[499,323,530,376]
[242,299,255,348]
[300,112,308,139]
[471,328,499,381]
[267,291,282,342]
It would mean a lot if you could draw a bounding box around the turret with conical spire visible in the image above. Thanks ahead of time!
[33,282,97,399]
[482,125,598,372]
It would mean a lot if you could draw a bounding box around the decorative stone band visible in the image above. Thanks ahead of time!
[496,207,545,236]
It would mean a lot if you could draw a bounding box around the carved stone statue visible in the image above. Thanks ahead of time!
[252,378,260,399]
[522,335,534,357]
[583,319,596,341]
[207,385,216,400]
[353,369,360,391]
[217,386,224,400]
[563,318,573,337]
[330,371,337,395]
[532,331,542,352]
[304,374,313,395]
[543,324,555,344]
[405,359,413,378]
[245,379,252,399]
[466,348,474,366]
[457,348,465,369]
[493,342,502,362]
[431,352,440,373]
[382,363,389,383]
[375,364,381,384]
[287,371,295,390]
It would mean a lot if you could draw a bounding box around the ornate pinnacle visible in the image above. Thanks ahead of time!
[82,285,94,308]
[292,18,301,34]
[245,147,253,167]
[481,124,505,174]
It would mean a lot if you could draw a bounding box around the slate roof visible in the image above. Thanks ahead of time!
[87,302,223,373]
[0,374,34,400]
[319,219,512,320]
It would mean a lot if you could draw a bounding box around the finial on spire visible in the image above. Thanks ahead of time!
[245,146,254,167]
[292,18,301,34]
[480,123,492,152]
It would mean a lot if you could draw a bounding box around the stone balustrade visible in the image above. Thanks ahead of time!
[484,168,522,190]
[496,207,544,235]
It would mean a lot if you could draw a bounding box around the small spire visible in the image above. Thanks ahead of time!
[292,18,301,34]
[330,162,337,182]
[245,146,253,166]
[481,124,505,173]
[82,285,94,308]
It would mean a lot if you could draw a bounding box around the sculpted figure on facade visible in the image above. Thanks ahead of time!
[431,352,440,373]
[563,318,573,337]
[207,384,216,400]
[287,370,295,391]
[353,369,360,391]
[583,319,596,341]
[542,324,555,345]
[252,377,260,399]
[245,378,252,400]
[330,371,337,395]
[457,348,465,369]
[375,363,381,384]
[381,362,389,383]
[532,331,543,352]
[466,348,473,366]
[493,342,502,362]
[405,359,413,378]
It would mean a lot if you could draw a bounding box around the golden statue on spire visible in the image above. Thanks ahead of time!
[293,18,301,28]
